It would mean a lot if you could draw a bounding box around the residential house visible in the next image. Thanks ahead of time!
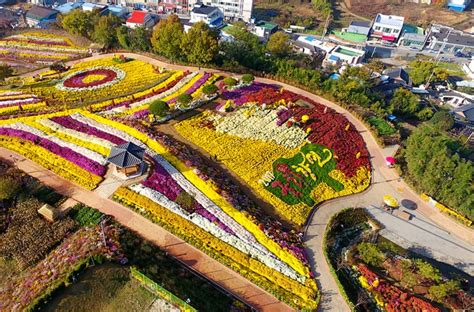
[190,4,224,28]
[296,35,335,54]
[30,0,66,7]
[382,68,413,87]
[292,39,317,55]
[81,2,108,13]
[105,5,128,19]
[26,5,59,27]
[399,24,427,49]
[55,1,84,15]
[331,20,370,45]
[347,21,371,36]
[440,90,473,108]
[370,14,405,42]
[188,0,253,22]
[447,0,471,12]
[253,21,278,39]
[453,103,474,123]
[126,10,155,29]
[325,45,365,66]
[426,24,474,54]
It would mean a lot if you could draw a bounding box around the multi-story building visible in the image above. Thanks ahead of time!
[426,24,474,54]
[190,4,224,28]
[188,0,252,22]
[370,14,405,42]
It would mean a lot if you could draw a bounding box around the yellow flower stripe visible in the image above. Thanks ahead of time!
[162,73,204,103]
[10,32,85,49]
[420,193,472,226]
[0,94,35,100]
[114,187,318,310]
[89,70,183,112]
[0,101,47,115]
[0,135,102,190]
[190,74,219,99]
[0,108,80,126]
[26,120,110,156]
[82,111,310,278]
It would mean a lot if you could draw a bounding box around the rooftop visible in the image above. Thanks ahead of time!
[192,4,219,15]
[375,14,404,28]
[350,20,371,29]
[107,142,145,168]
[55,1,84,14]
[256,21,278,30]
[127,11,149,24]
[332,30,367,43]
[26,5,58,20]
[430,24,474,47]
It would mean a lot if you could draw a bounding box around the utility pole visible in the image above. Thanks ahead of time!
[425,27,452,89]
[321,13,331,42]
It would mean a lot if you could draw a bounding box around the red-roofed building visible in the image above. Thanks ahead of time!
[126,11,155,29]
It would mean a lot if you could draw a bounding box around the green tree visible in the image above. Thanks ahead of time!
[129,27,151,51]
[61,9,97,38]
[149,100,169,117]
[241,74,254,84]
[312,0,332,17]
[267,32,291,57]
[416,107,434,121]
[390,88,419,116]
[177,93,192,105]
[414,259,442,283]
[0,176,21,201]
[404,125,474,219]
[430,111,455,131]
[366,59,385,74]
[429,280,460,302]
[0,63,13,81]
[357,242,386,267]
[202,84,218,96]
[223,77,238,87]
[151,14,184,60]
[409,60,450,86]
[116,26,130,49]
[93,14,122,47]
[181,22,218,65]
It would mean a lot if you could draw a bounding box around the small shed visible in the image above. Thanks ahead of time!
[38,203,61,222]
[107,142,145,176]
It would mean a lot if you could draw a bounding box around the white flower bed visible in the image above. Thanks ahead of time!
[129,183,305,283]
[101,72,199,116]
[55,67,126,92]
[208,105,307,149]
[3,122,107,165]
[0,97,38,107]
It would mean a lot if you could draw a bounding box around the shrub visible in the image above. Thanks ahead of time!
[223,77,237,87]
[416,107,434,121]
[149,100,169,117]
[357,242,386,268]
[241,74,254,84]
[177,93,193,106]
[430,111,454,131]
[202,84,218,96]
[0,176,21,201]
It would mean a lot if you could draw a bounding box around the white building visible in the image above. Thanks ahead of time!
[370,14,404,42]
[296,36,335,54]
[325,45,365,66]
[188,0,253,22]
[126,11,155,29]
[190,4,224,28]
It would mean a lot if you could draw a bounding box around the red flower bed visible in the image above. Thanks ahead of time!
[63,68,117,89]
[358,264,440,312]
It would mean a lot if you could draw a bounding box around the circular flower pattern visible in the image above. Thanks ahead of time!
[56,66,125,91]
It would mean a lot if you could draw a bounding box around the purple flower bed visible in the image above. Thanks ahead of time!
[143,160,234,234]
[276,108,292,126]
[167,72,211,105]
[51,116,125,145]
[0,127,105,176]
[221,82,279,106]
[0,98,42,109]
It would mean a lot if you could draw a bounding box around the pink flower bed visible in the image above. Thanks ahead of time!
[63,68,117,89]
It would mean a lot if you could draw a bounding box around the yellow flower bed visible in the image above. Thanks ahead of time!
[0,101,46,115]
[0,135,102,190]
[22,58,167,106]
[82,111,311,277]
[421,193,472,226]
[89,71,183,112]
[114,187,319,310]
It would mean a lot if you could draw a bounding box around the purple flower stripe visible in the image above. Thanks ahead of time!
[221,82,279,105]
[0,128,106,176]
[142,161,235,235]
[167,72,211,105]
[50,116,126,145]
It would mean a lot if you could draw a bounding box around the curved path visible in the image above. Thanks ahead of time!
[15,53,474,311]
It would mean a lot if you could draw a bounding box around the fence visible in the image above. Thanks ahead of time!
[130,267,197,312]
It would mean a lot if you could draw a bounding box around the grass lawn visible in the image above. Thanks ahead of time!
[436,62,466,77]
[367,116,397,136]
[43,264,156,312]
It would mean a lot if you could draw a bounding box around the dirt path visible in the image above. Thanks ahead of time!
[0,148,293,312]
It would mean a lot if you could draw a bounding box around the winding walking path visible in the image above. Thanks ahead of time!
[12,53,474,311]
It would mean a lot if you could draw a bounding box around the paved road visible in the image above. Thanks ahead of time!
[366,206,474,276]
[13,52,474,312]
[0,148,293,312]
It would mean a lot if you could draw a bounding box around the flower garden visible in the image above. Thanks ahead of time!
[0,54,377,310]
[174,82,371,225]
[0,32,88,71]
